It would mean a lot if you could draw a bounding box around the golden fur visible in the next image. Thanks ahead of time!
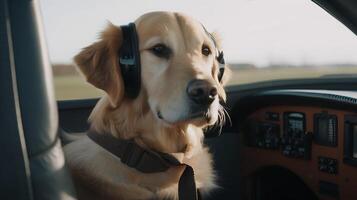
[64,11,230,200]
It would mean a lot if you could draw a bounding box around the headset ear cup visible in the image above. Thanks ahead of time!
[118,23,141,99]
[218,67,224,82]
[217,51,225,82]
[219,64,231,86]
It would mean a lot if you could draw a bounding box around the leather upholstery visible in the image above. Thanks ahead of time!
[0,0,77,199]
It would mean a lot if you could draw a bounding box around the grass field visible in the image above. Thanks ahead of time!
[54,75,104,100]
[54,66,357,100]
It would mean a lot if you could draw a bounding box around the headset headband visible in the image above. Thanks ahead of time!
[119,23,141,99]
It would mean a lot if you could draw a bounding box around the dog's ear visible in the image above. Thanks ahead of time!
[220,65,231,86]
[74,23,124,107]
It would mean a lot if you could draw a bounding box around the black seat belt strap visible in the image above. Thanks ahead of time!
[179,165,198,200]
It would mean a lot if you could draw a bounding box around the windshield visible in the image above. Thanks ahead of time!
[39,0,357,100]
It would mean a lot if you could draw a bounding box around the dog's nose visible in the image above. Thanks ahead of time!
[186,79,217,105]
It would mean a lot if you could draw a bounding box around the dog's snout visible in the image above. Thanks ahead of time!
[187,79,217,105]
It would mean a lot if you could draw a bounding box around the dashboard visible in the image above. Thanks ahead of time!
[235,90,357,200]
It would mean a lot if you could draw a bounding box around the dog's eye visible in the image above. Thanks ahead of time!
[202,45,211,56]
[150,44,171,59]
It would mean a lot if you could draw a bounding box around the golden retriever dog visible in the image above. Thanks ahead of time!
[64,11,230,200]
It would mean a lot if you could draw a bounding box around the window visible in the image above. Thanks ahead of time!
[39,0,357,100]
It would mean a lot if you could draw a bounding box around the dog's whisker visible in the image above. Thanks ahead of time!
[219,106,226,123]
[222,107,231,126]
[211,103,231,136]
[212,105,226,135]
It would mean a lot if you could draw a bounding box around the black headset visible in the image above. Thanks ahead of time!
[119,23,225,99]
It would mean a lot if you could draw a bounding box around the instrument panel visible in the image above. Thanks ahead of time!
[240,105,357,200]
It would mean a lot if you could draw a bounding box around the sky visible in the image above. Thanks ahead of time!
[39,0,357,67]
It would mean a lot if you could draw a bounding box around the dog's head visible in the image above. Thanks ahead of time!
[75,12,230,129]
